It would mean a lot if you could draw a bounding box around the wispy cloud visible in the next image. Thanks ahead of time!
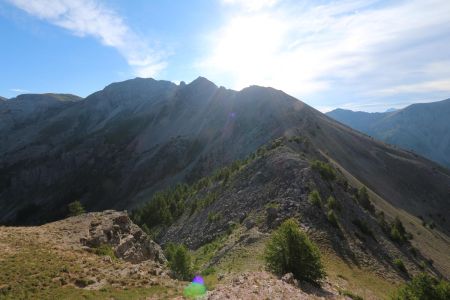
[222,0,280,11]
[7,0,167,77]
[201,0,450,109]
[10,88,30,93]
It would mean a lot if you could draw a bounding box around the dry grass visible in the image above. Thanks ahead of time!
[0,226,183,300]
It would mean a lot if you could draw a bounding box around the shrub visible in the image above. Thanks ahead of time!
[390,217,409,244]
[207,212,221,222]
[311,160,336,181]
[352,218,374,237]
[308,190,322,207]
[357,187,375,213]
[327,210,338,227]
[264,218,325,285]
[393,258,407,273]
[340,290,363,300]
[165,243,193,281]
[326,196,340,211]
[68,201,85,217]
[392,273,450,300]
[92,244,116,260]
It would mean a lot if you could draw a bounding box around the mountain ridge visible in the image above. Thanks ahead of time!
[327,99,450,168]
[1,78,449,238]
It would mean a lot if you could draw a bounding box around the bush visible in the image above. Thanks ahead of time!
[311,160,336,181]
[393,258,407,273]
[165,243,193,281]
[264,218,325,285]
[390,217,409,244]
[308,190,322,207]
[327,210,338,227]
[352,218,374,237]
[357,187,375,213]
[207,212,221,222]
[392,273,450,300]
[68,201,85,217]
[326,196,340,211]
[92,244,116,260]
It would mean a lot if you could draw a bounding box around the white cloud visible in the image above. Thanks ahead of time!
[10,88,30,93]
[7,0,166,77]
[222,0,280,11]
[201,0,450,105]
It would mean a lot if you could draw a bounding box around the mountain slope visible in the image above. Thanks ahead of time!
[0,78,449,240]
[327,99,450,168]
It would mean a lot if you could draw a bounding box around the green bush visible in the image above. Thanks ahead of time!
[92,244,116,260]
[264,218,325,285]
[390,217,409,244]
[392,273,450,300]
[326,196,340,211]
[308,190,322,207]
[393,258,407,273]
[207,212,221,222]
[327,210,338,227]
[165,243,193,281]
[311,160,336,181]
[68,201,85,217]
[357,187,375,213]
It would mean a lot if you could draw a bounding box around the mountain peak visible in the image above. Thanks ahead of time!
[188,76,218,89]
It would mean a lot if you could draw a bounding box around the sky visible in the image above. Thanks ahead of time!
[1,0,450,112]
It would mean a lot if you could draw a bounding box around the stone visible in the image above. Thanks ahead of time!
[80,211,167,264]
[281,273,298,286]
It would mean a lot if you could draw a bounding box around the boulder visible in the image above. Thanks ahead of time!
[80,210,166,264]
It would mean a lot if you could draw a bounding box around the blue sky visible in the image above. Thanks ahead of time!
[1,0,450,112]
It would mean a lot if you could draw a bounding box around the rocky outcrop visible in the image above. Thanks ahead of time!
[79,210,166,264]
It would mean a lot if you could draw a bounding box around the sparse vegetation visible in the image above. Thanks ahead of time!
[311,160,336,181]
[308,190,322,207]
[264,218,325,285]
[208,212,222,222]
[393,258,407,274]
[339,289,364,300]
[92,244,116,260]
[326,196,340,211]
[391,273,450,300]
[68,201,85,217]
[165,243,193,281]
[352,218,374,238]
[356,187,375,213]
[327,210,338,227]
[390,217,410,244]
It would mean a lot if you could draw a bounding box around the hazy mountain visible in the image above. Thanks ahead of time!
[327,99,450,168]
[1,78,449,239]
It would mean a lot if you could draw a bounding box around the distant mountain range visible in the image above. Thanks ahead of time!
[326,99,450,168]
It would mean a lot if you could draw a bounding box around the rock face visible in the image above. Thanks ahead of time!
[79,210,166,264]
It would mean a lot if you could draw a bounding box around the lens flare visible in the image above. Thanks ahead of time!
[183,275,207,299]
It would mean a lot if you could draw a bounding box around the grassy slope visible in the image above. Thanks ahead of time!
[192,222,396,299]
[0,226,183,300]
[322,151,450,278]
